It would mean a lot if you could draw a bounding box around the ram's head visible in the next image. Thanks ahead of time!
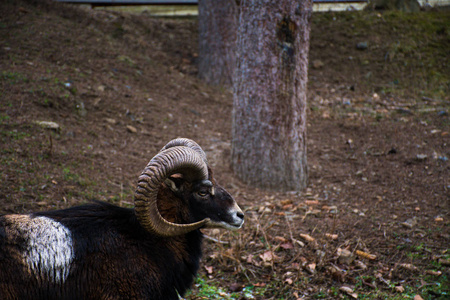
[134,138,244,237]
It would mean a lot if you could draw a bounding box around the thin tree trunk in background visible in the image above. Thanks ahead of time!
[198,0,238,87]
[232,0,312,191]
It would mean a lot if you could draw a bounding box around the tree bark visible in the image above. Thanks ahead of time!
[232,0,312,191]
[198,0,238,87]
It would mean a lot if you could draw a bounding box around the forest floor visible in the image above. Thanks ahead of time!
[1,1,449,299]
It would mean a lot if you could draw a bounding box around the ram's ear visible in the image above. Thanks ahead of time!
[164,173,185,194]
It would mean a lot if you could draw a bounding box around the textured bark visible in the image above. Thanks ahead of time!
[198,0,238,87]
[232,0,312,191]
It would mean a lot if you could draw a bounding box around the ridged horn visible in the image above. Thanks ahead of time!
[134,146,210,237]
[160,138,208,165]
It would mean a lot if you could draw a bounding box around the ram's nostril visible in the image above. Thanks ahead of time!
[237,212,244,220]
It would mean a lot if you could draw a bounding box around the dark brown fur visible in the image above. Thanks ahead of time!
[0,173,242,300]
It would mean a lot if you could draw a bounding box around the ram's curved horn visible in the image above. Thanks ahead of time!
[134,146,210,237]
[160,138,208,165]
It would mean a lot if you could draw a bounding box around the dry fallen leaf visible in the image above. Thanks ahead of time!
[399,263,418,271]
[283,203,294,210]
[126,125,137,133]
[299,233,315,242]
[322,205,338,213]
[245,254,253,264]
[337,248,354,264]
[280,199,293,205]
[280,242,294,250]
[294,239,305,247]
[259,251,280,263]
[327,265,346,282]
[401,218,417,228]
[395,285,405,293]
[204,265,213,274]
[306,263,316,274]
[274,236,288,243]
[356,250,377,260]
[339,286,358,299]
[325,233,338,240]
[295,257,308,268]
[304,209,321,217]
[305,200,319,206]
[425,270,442,276]
[355,260,368,270]
[414,295,424,300]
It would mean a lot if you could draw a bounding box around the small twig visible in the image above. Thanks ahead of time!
[417,280,438,290]
[362,279,376,289]
[254,216,272,250]
[331,212,338,236]
[254,215,275,271]
[311,224,319,235]
[221,253,241,264]
[378,276,391,287]
[244,266,258,279]
[285,215,297,252]
[202,234,230,244]
[47,132,53,156]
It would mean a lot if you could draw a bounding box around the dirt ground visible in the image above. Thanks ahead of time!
[1,0,449,299]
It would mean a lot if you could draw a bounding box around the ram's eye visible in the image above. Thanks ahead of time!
[197,191,209,197]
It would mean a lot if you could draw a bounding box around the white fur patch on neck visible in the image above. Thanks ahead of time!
[17,216,74,283]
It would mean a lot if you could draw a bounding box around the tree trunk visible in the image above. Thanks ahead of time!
[232,0,312,191]
[198,0,238,87]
